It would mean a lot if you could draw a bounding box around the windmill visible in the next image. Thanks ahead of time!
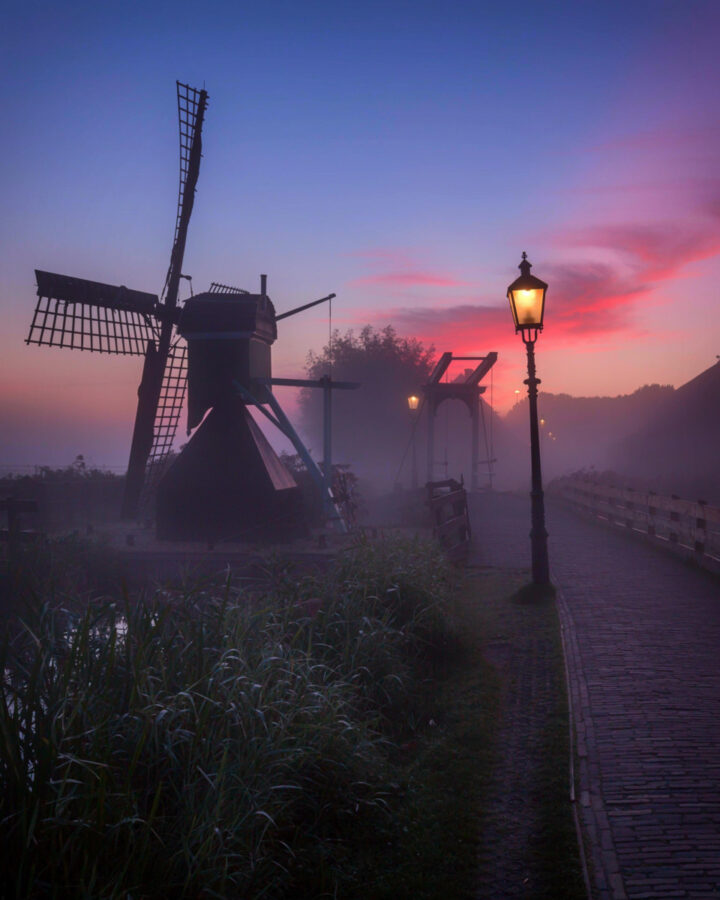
[27,82,354,539]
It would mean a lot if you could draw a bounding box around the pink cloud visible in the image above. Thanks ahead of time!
[587,123,720,156]
[544,262,650,334]
[568,176,720,198]
[378,279,637,352]
[369,302,519,356]
[346,171,720,358]
[346,248,417,267]
[347,259,651,354]
[559,223,720,275]
[361,232,708,352]
[350,271,469,288]
[347,248,470,292]
[537,209,720,334]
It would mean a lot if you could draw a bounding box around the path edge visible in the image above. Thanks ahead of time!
[555,575,626,900]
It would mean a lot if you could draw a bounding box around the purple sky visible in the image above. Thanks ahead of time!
[3,0,720,470]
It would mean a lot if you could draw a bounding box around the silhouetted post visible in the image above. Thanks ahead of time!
[426,397,435,484]
[523,335,549,583]
[322,375,333,514]
[408,394,420,489]
[470,393,479,492]
[507,252,550,585]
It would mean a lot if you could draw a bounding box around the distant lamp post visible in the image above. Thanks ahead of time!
[507,252,550,585]
[408,395,420,489]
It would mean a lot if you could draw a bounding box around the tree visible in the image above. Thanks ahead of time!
[298,325,435,490]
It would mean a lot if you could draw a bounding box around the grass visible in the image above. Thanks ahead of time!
[1,535,459,898]
[354,580,499,899]
[1,536,584,898]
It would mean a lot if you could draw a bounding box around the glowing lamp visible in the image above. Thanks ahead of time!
[407,394,420,411]
[507,251,550,585]
[507,252,548,335]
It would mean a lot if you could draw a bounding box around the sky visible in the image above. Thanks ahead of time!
[2,0,720,470]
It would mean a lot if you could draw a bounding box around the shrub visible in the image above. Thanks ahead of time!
[0,535,454,898]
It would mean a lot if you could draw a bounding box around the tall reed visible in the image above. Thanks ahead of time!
[0,535,454,898]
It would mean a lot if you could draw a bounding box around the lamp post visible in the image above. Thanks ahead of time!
[507,252,550,585]
[408,394,420,489]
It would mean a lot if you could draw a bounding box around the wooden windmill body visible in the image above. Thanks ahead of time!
[27,83,354,540]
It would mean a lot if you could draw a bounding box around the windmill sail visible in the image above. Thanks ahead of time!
[162,83,208,308]
[122,83,208,518]
[148,340,188,464]
[27,271,158,355]
[140,83,207,477]
[209,281,249,295]
[138,338,187,488]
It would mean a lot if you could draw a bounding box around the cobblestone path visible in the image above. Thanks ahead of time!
[470,491,720,900]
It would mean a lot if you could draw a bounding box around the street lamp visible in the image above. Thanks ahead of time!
[407,395,420,489]
[507,252,550,585]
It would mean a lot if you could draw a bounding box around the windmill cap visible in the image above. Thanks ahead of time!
[178,292,277,343]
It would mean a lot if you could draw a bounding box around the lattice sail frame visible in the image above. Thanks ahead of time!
[139,334,188,510]
[27,271,160,355]
[209,281,249,294]
[162,83,208,301]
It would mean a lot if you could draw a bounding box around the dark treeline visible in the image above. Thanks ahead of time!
[298,327,720,505]
[503,383,675,481]
[8,338,720,519]
[506,360,720,504]
[1,456,124,532]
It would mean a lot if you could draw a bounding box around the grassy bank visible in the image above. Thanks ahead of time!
[2,536,462,898]
[1,537,583,898]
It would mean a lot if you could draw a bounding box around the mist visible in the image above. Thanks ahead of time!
[295,357,720,511]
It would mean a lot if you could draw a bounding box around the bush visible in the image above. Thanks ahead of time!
[0,535,455,898]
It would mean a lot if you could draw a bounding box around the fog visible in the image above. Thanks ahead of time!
[300,359,720,508]
[6,358,720,523]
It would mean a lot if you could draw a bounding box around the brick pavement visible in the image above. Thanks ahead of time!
[469,491,720,900]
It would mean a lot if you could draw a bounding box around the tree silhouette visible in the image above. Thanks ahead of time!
[298,326,435,489]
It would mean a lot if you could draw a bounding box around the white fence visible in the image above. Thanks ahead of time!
[557,476,720,574]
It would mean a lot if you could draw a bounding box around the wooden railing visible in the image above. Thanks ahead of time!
[426,478,471,564]
[556,476,720,573]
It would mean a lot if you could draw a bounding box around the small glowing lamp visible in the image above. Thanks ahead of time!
[407,394,420,411]
[507,252,548,335]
